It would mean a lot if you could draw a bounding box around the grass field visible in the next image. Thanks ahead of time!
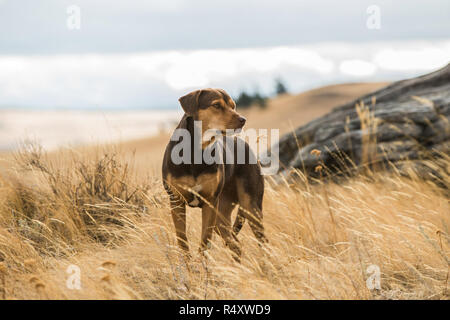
[0,82,448,300]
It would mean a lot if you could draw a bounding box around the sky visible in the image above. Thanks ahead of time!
[0,0,449,109]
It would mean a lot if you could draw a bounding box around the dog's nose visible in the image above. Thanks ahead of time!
[238,116,246,126]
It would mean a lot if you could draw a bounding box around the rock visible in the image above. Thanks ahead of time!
[395,160,449,190]
[423,116,450,144]
[271,63,450,181]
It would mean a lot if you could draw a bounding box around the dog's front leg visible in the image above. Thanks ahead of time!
[170,199,189,253]
[199,204,217,252]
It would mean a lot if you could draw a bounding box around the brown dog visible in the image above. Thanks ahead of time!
[162,88,267,260]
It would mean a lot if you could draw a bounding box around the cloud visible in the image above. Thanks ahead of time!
[163,47,334,90]
[339,59,377,77]
[0,40,448,109]
[373,45,450,71]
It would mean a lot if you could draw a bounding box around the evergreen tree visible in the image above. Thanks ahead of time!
[275,78,288,95]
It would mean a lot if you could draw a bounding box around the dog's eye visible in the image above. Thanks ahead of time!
[212,104,221,109]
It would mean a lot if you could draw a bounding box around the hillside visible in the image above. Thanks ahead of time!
[242,82,388,135]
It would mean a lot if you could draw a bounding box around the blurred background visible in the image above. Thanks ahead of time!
[1,0,449,150]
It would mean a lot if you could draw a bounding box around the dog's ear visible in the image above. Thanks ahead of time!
[178,90,203,116]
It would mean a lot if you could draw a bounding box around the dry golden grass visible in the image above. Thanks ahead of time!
[0,141,448,300]
[0,83,448,300]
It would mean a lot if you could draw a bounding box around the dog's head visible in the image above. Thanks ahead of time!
[178,88,246,132]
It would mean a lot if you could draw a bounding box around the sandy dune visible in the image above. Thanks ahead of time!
[0,110,182,152]
[242,82,388,135]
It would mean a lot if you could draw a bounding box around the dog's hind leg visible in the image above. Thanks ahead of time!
[232,210,246,236]
[216,194,241,261]
[236,205,267,244]
[236,180,268,244]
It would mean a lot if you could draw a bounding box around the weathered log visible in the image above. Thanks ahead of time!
[271,63,450,180]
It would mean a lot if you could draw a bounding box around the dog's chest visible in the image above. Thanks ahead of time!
[167,170,224,206]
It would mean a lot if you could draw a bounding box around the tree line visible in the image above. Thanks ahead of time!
[234,78,288,109]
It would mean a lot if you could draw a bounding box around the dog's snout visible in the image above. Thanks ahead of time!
[239,116,246,126]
